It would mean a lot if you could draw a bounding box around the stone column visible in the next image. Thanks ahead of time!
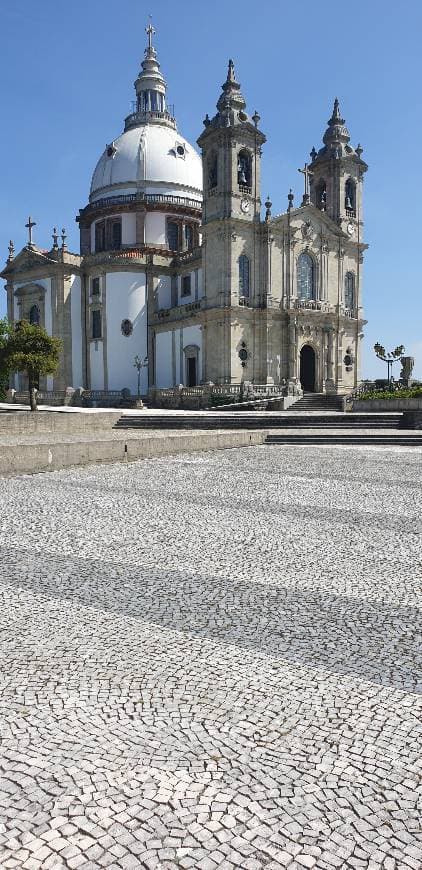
[325,328,335,393]
[288,319,297,383]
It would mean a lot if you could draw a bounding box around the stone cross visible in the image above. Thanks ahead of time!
[298,163,313,199]
[25,216,36,247]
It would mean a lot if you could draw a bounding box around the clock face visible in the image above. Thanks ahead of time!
[240,198,250,214]
[347,222,355,236]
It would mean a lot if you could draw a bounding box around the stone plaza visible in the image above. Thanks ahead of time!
[0,443,421,870]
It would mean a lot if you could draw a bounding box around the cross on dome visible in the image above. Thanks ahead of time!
[146,20,156,52]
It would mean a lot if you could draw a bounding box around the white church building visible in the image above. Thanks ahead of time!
[2,25,368,401]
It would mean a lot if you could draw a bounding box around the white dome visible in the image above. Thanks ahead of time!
[90,124,203,200]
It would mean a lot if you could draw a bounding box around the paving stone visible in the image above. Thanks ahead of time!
[0,445,421,869]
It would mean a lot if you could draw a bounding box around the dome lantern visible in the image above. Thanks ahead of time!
[124,23,176,132]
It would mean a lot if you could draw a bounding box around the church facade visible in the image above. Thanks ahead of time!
[1,28,368,398]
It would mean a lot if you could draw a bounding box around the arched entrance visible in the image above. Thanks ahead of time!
[300,345,316,392]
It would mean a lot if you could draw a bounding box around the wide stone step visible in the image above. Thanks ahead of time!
[114,413,404,430]
[266,433,422,446]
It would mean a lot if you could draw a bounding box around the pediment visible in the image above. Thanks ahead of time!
[271,203,343,239]
[0,246,57,280]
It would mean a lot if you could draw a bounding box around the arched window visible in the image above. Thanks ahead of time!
[297,253,315,301]
[29,304,40,325]
[208,153,218,189]
[239,255,250,298]
[316,179,326,211]
[344,272,355,310]
[345,178,356,214]
[237,150,251,189]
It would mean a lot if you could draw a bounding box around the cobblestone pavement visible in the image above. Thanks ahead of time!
[0,445,421,870]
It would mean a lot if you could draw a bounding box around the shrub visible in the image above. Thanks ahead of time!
[359,387,422,400]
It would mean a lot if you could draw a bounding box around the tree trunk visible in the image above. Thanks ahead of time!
[28,372,38,412]
[29,386,38,412]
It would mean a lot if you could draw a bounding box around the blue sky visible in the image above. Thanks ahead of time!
[1,0,421,379]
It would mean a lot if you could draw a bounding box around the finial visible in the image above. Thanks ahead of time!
[145,18,156,53]
[332,97,341,120]
[288,189,294,210]
[356,143,363,158]
[265,196,272,220]
[310,146,317,161]
[7,240,15,262]
[227,59,236,84]
[61,228,67,250]
[25,216,36,248]
[328,96,345,126]
[52,227,59,250]
[252,110,260,128]
[203,113,210,127]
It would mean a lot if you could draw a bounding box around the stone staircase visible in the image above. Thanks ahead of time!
[289,392,344,412]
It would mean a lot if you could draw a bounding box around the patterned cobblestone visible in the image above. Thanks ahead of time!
[0,445,421,869]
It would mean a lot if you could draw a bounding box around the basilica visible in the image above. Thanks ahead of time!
[1,26,368,398]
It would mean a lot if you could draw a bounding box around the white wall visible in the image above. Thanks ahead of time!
[156,275,171,309]
[177,270,203,306]
[105,270,147,393]
[155,324,202,387]
[70,275,83,387]
[155,331,173,388]
[90,341,104,389]
[145,212,166,246]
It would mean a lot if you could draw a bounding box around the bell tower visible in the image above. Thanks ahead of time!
[197,61,266,384]
[308,99,368,235]
[197,60,266,228]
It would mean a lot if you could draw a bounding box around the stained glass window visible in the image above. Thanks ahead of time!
[345,272,355,309]
[167,221,179,251]
[297,253,315,301]
[239,255,250,298]
[92,310,102,339]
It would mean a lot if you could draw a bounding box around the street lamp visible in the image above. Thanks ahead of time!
[374,343,405,388]
[133,355,148,398]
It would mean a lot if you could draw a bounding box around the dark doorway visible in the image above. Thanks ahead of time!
[187,357,197,387]
[300,345,316,392]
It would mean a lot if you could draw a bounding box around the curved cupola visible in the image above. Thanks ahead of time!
[87,25,202,203]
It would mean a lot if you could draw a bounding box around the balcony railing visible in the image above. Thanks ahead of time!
[290,299,333,313]
[345,208,356,218]
[85,192,202,214]
[124,108,176,131]
[238,185,252,195]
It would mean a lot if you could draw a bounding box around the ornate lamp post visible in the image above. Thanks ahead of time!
[133,355,148,397]
[374,343,405,388]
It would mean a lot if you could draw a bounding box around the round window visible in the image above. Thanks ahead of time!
[176,144,185,156]
[121,319,133,337]
[239,348,248,362]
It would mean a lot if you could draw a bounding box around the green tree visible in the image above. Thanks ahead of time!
[0,321,62,411]
[0,318,11,402]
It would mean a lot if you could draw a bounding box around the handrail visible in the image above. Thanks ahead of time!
[85,192,202,214]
